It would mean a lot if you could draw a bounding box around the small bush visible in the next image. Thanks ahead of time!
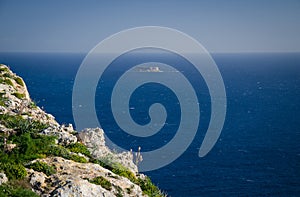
[0,131,56,176]
[111,163,136,183]
[27,161,56,176]
[14,77,24,87]
[89,176,112,191]
[9,178,32,190]
[0,96,8,107]
[138,177,164,197]
[47,145,88,163]
[0,163,27,180]
[4,79,13,86]
[12,92,25,99]
[0,184,39,197]
[2,73,12,78]
[0,66,9,73]
[94,155,137,183]
[66,142,91,157]
[68,154,88,163]
[0,114,48,134]
[47,145,68,157]
[29,101,37,109]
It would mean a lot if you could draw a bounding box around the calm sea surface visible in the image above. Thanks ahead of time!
[0,52,299,196]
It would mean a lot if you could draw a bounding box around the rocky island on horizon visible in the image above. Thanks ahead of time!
[0,64,165,197]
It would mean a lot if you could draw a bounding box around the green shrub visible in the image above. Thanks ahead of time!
[0,184,39,197]
[66,142,91,157]
[2,73,12,78]
[0,115,52,162]
[68,154,88,163]
[111,163,136,183]
[91,157,164,197]
[47,145,70,158]
[0,114,48,134]
[12,92,25,99]
[89,176,112,191]
[4,79,13,86]
[47,145,88,163]
[94,155,137,183]
[138,177,164,197]
[29,101,37,109]
[14,77,24,87]
[27,161,56,176]
[0,96,8,106]
[0,66,9,73]
[0,163,27,180]
[0,131,56,172]
[8,178,32,190]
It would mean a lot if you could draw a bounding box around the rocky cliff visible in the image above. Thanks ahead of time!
[0,64,164,197]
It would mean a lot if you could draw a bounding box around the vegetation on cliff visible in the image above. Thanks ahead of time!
[0,64,164,197]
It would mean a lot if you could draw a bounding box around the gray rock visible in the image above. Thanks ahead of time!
[34,157,144,197]
[42,125,77,146]
[29,171,46,191]
[0,173,8,185]
[77,128,108,151]
[0,106,7,113]
[51,178,115,197]
[60,124,74,133]
[77,128,138,173]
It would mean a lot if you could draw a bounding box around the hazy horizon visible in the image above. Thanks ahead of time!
[0,0,300,53]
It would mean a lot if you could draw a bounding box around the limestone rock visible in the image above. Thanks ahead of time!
[4,143,17,152]
[0,124,16,136]
[29,171,47,193]
[77,128,138,173]
[0,105,7,113]
[28,157,144,197]
[77,128,110,154]
[41,125,77,146]
[50,178,115,197]
[0,173,8,185]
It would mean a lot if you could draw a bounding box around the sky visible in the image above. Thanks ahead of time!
[0,0,299,53]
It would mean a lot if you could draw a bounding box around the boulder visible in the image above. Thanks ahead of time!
[0,173,8,185]
[77,128,138,173]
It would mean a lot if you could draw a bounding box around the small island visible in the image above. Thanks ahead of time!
[136,66,162,72]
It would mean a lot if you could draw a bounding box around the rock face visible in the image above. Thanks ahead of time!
[27,157,143,197]
[0,64,163,197]
[0,173,8,185]
[51,179,114,197]
[0,65,59,128]
[42,124,78,146]
[77,128,138,173]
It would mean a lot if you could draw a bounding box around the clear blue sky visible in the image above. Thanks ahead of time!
[0,0,299,53]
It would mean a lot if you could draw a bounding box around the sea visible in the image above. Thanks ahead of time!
[0,52,299,196]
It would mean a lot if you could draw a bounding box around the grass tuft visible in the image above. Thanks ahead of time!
[14,77,24,87]
[27,161,56,176]
[0,114,48,135]
[12,92,25,99]
[0,183,39,197]
[89,176,112,191]
[66,142,91,157]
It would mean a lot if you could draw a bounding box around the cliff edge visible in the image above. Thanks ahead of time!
[0,64,164,197]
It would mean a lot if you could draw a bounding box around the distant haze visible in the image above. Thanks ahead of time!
[0,0,299,53]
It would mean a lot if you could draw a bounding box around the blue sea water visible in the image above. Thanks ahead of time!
[0,52,299,196]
